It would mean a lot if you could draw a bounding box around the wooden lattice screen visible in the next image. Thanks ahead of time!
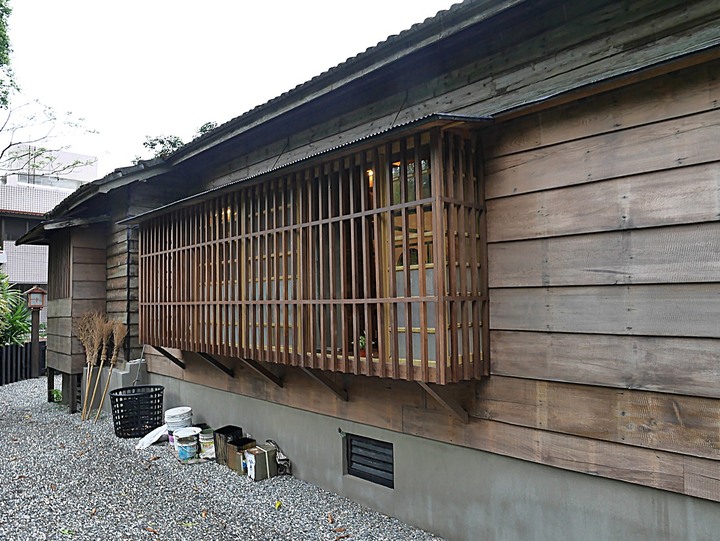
[139,128,487,384]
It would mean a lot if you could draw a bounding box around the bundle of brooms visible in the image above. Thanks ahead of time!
[75,312,128,422]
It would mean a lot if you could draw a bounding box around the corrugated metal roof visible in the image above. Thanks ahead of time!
[120,113,491,225]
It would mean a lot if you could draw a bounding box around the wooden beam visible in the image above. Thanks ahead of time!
[301,367,348,401]
[240,357,283,388]
[44,215,109,230]
[153,346,185,370]
[418,382,469,424]
[197,352,234,378]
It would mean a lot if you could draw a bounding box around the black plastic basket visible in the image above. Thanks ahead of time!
[109,385,164,438]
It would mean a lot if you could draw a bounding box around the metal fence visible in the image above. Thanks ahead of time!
[0,342,46,385]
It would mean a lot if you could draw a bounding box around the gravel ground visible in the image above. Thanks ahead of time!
[0,377,446,541]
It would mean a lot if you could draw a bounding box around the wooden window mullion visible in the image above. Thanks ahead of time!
[372,147,386,377]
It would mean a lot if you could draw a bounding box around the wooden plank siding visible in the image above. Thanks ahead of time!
[477,58,720,501]
[139,129,488,384]
[196,2,720,194]
[133,7,720,505]
[46,228,106,374]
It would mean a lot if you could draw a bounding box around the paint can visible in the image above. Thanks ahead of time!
[173,426,201,460]
[165,406,193,433]
[199,428,215,455]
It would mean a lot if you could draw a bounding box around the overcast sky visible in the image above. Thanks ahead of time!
[8,1,455,176]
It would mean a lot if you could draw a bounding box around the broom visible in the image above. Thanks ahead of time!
[94,320,128,423]
[80,312,104,421]
[87,319,114,420]
[76,312,101,419]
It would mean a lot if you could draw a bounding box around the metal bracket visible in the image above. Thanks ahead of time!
[301,367,348,401]
[197,352,234,378]
[418,382,469,424]
[240,357,283,388]
[154,346,186,370]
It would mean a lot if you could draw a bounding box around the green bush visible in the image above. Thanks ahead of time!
[0,273,31,345]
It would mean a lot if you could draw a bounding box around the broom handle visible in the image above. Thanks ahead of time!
[87,359,106,420]
[81,361,97,421]
[94,363,115,423]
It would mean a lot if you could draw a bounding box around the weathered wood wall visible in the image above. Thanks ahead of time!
[46,227,106,374]
[145,60,720,502]
[105,185,178,362]
[477,59,720,500]
[135,1,720,503]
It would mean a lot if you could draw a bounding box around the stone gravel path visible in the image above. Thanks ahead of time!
[0,377,445,541]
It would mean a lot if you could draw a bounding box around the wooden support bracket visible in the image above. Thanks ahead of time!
[154,346,186,370]
[197,352,234,378]
[240,357,283,388]
[418,382,469,424]
[301,367,348,401]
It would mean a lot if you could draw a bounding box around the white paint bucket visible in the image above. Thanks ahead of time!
[174,426,202,460]
[165,407,192,432]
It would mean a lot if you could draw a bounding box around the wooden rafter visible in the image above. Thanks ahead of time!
[153,345,186,370]
[301,367,348,401]
[418,382,469,424]
[240,357,283,388]
[196,352,234,378]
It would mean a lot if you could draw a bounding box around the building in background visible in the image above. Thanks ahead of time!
[0,148,96,320]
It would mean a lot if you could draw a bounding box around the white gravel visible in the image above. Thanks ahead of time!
[0,377,446,541]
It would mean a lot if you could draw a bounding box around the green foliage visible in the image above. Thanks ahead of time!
[138,121,218,161]
[142,133,184,159]
[0,0,16,109]
[50,388,62,402]
[196,121,218,136]
[0,272,30,345]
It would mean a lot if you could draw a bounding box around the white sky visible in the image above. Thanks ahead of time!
[9,1,456,177]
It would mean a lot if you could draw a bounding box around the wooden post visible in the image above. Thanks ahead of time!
[30,308,40,379]
[46,366,55,402]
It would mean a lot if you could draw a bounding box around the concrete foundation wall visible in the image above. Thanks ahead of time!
[150,374,720,541]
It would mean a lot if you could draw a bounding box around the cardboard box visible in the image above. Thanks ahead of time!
[227,437,256,474]
[245,443,278,481]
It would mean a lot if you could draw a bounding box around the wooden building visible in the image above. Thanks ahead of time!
[21,1,720,539]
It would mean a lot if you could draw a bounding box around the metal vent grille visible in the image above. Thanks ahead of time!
[346,434,394,488]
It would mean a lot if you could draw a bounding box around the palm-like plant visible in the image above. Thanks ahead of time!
[0,272,31,345]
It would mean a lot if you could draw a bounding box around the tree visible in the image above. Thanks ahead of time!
[0,0,17,109]
[0,1,95,176]
[138,121,218,161]
[0,272,29,345]
[0,100,96,176]
[141,133,184,160]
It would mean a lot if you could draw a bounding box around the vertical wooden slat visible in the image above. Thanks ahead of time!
[328,162,338,372]
[339,161,349,371]
[431,129,447,384]
[306,170,316,368]
[318,166,327,370]
[372,147,386,378]
[445,132,459,382]
[273,179,279,362]
[400,138,413,380]
[360,150,373,377]
[414,135,429,382]
[386,143,399,380]
[456,135,471,381]
[295,172,302,365]
[349,156,360,373]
